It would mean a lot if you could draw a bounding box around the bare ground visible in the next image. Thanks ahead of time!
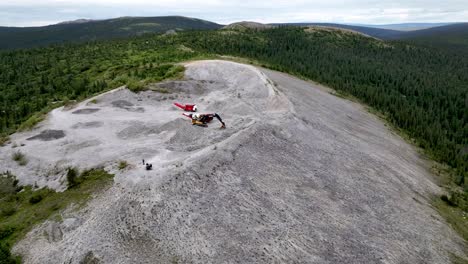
[0,60,464,263]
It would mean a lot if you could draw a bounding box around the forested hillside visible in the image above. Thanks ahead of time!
[0,16,222,50]
[0,27,466,199]
[397,23,468,53]
[275,23,403,39]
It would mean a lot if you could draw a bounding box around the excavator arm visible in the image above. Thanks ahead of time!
[214,113,226,129]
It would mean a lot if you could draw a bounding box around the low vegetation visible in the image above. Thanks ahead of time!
[118,160,128,170]
[150,87,170,93]
[0,169,114,263]
[11,151,27,166]
[66,167,79,188]
[17,113,45,132]
[0,136,9,146]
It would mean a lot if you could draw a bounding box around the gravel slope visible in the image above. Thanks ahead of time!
[3,60,465,263]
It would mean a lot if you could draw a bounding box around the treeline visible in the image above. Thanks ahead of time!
[0,27,466,191]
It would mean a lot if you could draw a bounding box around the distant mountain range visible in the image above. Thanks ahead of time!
[56,19,97,25]
[0,16,467,51]
[273,23,403,39]
[392,23,468,51]
[353,23,454,31]
[0,16,222,50]
[273,22,468,51]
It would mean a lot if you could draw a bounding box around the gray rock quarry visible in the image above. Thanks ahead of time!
[0,60,464,263]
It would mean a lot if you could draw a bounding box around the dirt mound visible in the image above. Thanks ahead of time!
[26,130,65,141]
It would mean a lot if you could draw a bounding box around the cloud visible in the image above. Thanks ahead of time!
[0,0,467,26]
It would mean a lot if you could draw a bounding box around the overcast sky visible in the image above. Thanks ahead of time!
[1,0,467,27]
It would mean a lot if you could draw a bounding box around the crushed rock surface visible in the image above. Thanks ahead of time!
[0,60,464,263]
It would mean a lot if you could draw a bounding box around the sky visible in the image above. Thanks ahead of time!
[1,0,467,27]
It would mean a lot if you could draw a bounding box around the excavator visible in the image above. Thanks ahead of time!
[183,113,226,129]
[174,102,226,128]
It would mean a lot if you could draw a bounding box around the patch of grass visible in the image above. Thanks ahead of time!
[0,135,9,146]
[118,160,128,170]
[429,161,468,249]
[127,79,147,92]
[125,64,186,93]
[89,99,98,104]
[164,65,185,80]
[450,252,468,264]
[433,197,468,241]
[0,205,16,218]
[329,90,358,101]
[0,241,19,264]
[12,151,22,161]
[0,169,114,262]
[16,101,73,133]
[171,256,180,264]
[150,87,170,94]
[11,151,27,166]
[80,251,101,264]
[17,113,45,131]
[17,159,27,166]
[0,172,18,196]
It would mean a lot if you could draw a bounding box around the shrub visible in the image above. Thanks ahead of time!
[441,191,468,210]
[66,167,79,188]
[127,79,146,92]
[29,194,43,204]
[441,194,449,203]
[0,173,17,196]
[0,205,16,217]
[0,227,15,240]
[12,152,23,162]
[164,65,185,80]
[11,151,27,166]
[80,251,101,264]
[118,161,128,170]
[0,136,10,146]
[0,242,18,264]
[17,159,28,166]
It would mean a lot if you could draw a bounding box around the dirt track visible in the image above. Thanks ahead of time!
[2,60,465,263]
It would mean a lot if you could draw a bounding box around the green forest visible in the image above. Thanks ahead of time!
[0,27,467,198]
